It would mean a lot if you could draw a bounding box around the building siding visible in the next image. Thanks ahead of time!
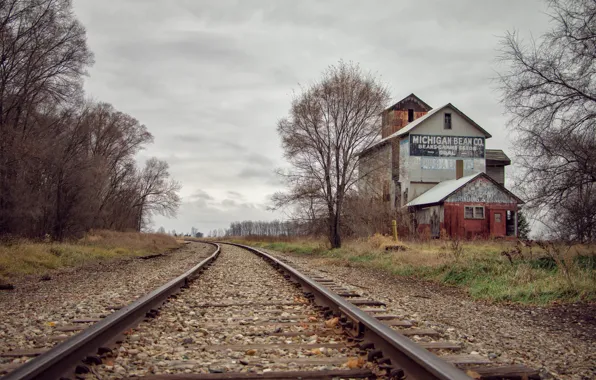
[358,143,392,201]
[401,105,487,208]
[442,202,518,239]
[446,176,516,204]
[413,175,520,239]
[486,165,505,185]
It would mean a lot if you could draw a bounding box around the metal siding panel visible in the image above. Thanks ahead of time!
[486,165,505,185]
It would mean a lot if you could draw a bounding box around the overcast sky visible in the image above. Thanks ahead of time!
[72,0,551,235]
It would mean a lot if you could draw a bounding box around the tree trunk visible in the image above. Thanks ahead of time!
[54,175,64,241]
[328,211,342,248]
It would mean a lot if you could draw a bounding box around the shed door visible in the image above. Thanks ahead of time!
[490,210,506,237]
[430,209,440,238]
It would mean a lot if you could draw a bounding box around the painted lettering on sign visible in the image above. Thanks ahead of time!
[421,157,474,170]
[410,134,485,158]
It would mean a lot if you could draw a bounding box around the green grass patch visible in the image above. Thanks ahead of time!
[228,237,596,305]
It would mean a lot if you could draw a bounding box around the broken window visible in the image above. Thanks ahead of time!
[408,109,414,122]
[464,206,485,219]
[474,206,484,219]
[444,113,452,129]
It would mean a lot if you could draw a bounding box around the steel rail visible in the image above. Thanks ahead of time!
[226,242,472,380]
[3,242,221,380]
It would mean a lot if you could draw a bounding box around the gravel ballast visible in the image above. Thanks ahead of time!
[85,244,363,378]
[264,249,595,380]
[0,242,215,373]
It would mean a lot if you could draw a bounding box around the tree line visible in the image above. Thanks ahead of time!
[218,220,309,237]
[0,0,180,239]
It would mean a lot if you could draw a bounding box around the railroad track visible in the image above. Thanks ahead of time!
[0,242,539,380]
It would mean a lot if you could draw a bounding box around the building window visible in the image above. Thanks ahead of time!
[464,206,485,219]
[495,213,502,223]
[444,113,452,129]
[408,109,414,122]
[474,206,484,219]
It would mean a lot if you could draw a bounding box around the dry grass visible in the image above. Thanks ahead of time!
[0,230,179,280]
[229,235,596,305]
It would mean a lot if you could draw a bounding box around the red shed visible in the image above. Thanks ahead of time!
[406,172,523,239]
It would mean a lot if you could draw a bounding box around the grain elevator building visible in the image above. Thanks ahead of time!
[358,94,523,239]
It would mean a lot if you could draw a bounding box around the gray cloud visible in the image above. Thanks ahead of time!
[72,0,551,233]
[189,189,214,202]
[227,191,245,200]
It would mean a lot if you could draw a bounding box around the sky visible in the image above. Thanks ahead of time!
[72,0,552,235]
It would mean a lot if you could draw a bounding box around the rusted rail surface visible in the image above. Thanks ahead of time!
[2,242,221,380]
[226,242,472,380]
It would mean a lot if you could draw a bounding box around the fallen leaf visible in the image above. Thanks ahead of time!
[308,316,318,322]
[294,296,309,304]
[345,357,365,369]
[325,317,339,328]
[311,348,322,355]
[46,322,56,327]
[245,349,257,356]
[466,370,481,379]
[104,358,114,366]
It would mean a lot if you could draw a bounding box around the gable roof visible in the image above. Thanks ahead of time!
[486,149,511,165]
[406,172,523,207]
[359,103,492,157]
[386,93,432,111]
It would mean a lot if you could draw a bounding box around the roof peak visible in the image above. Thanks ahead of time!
[406,172,523,207]
[387,93,432,111]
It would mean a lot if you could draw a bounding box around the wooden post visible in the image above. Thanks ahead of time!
[392,220,398,241]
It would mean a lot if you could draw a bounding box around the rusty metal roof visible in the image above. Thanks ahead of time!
[386,93,432,111]
[485,149,511,164]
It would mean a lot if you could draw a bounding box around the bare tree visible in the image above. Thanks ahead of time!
[274,61,389,248]
[0,0,93,235]
[498,0,596,241]
[0,1,181,239]
[133,158,181,231]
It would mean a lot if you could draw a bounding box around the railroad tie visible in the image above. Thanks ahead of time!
[395,328,440,336]
[465,364,541,379]
[72,318,102,323]
[441,354,492,365]
[204,342,346,351]
[54,325,86,332]
[0,349,47,358]
[123,368,374,379]
[349,299,386,306]
[419,341,462,350]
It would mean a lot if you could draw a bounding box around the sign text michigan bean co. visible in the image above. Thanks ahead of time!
[410,134,485,158]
